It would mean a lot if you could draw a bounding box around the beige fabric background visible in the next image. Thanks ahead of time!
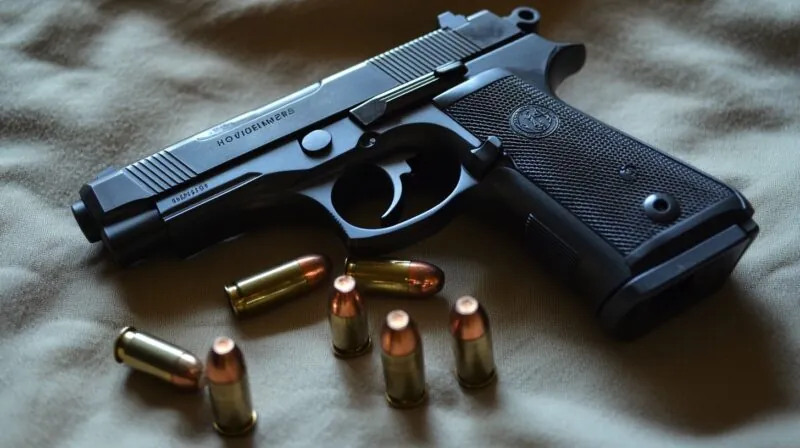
[1,0,799,447]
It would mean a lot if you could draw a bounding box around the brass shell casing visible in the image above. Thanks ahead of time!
[206,337,257,437]
[381,350,427,408]
[380,310,427,409]
[225,254,330,317]
[113,326,204,390]
[453,334,496,388]
[209,381,258,436]
[344,257,444,298]
[329,314,372,358]
[449,296,497,388]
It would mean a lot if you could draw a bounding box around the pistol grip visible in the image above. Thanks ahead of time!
[438,69,758,339]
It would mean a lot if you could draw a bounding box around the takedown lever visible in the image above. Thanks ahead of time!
[350,62,467,127]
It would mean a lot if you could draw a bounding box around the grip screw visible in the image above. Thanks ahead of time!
[643,193,680,223]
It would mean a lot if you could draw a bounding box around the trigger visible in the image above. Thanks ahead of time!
[378,159,412,227]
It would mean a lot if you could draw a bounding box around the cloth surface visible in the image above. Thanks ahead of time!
[1,0,799,447]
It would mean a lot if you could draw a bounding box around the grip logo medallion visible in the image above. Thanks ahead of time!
[510,105,559,139]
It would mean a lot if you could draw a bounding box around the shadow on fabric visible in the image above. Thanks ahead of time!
[123,372,210,438]
[425,210,788,436]
[606,281,789,435]
[124,373,263,446]
[96,212,347,334]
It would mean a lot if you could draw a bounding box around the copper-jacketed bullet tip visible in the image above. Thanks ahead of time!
[387,310,410,330]
[330,275,363,319]
[407,261,445,296]
[297,254,332,287]
[207,337,246,384]
[381,310,419,357]
[213,337,236,357]
[450,296,489,341]
[333,274,356,294]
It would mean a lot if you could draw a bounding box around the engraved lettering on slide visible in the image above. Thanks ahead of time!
[510,105,559,139]
[170,183,210,205]
[216,108,296,148]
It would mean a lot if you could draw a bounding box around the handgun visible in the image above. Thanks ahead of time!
[70,6,759,340]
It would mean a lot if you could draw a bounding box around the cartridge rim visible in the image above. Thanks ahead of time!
[212,410,258,436]
[113,326,136,363]
[224,284,243,317]
[385,388,427,409]
[456,369,498,389]
[331,337,372,359]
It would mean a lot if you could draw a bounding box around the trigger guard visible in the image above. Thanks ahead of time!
[298,164,480,255]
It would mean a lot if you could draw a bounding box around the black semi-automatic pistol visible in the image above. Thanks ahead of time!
[71,7,759,339]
